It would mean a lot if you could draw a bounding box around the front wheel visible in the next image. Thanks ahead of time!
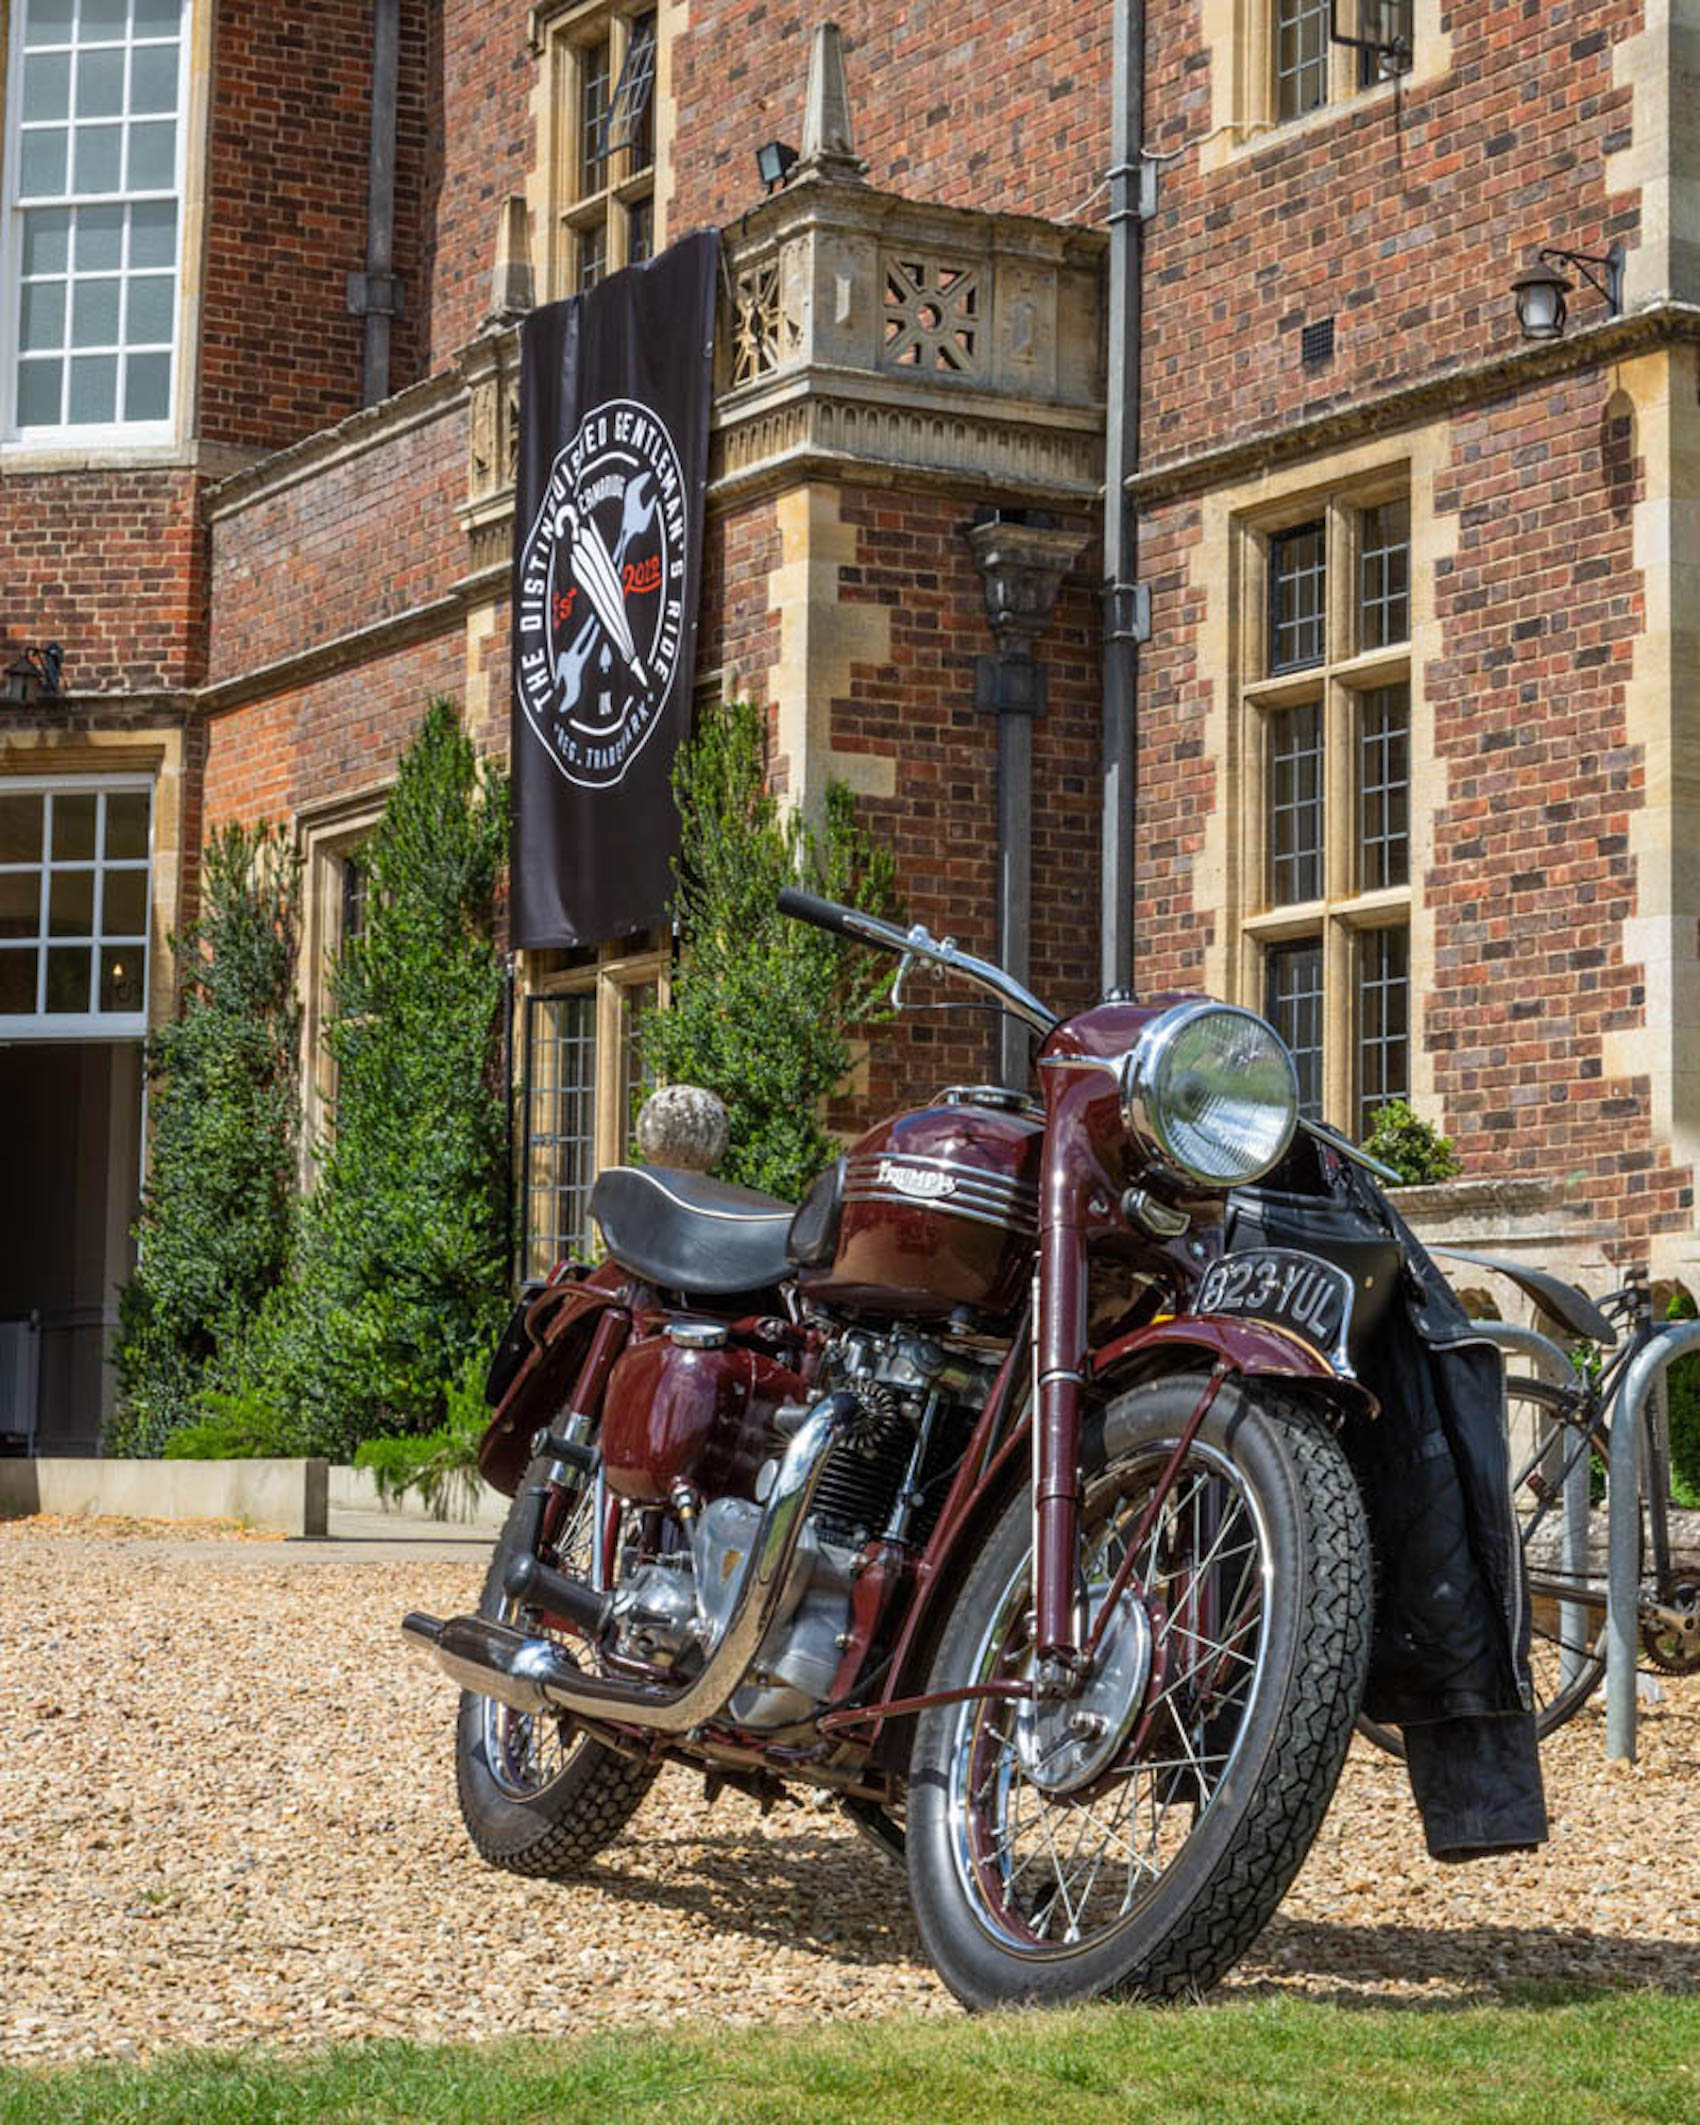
[905,1372,1371,2009]
[455,1456,658,1878]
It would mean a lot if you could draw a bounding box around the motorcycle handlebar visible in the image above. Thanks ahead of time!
[775,886,863,941]
[776,887,1058,1035]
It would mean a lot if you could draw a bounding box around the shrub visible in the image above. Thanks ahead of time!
[248,700,511,1459]
[1663,1291,1700,1510]
[1362,1098,1463,1187]
[109,824,301,1457]
[634,697,901,1203]
[352,1352,489,1518]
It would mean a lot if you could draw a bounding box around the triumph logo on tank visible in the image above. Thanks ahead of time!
[515,398,688,790]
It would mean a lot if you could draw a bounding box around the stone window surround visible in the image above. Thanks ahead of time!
[296,782,390,1180]
[0,730,178,1032]
[1194,434,1445,1139]
[1195,0,1447,173]
[0,0,215,467]
[1238,469,1413,1132]
[527,0,667,306]
[521,935,669,1272]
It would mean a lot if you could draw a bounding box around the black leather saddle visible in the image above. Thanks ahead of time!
[589,1165,795,1295]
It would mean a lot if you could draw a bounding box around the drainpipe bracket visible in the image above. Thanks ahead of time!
[1106,158,1158,226]
[348,270,405,320]
[975,651,1047,718]
[1104,580,1150,646]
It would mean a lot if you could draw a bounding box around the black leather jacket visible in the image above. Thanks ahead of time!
[1229,1139,1549,1861]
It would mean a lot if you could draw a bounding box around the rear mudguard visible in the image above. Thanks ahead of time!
[867,1311,1373,1765]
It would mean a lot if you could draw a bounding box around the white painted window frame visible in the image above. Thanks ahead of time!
[0,770,156,1040]
[0,0,191,450]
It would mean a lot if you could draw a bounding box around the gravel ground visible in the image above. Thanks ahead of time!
[2,1517,1697,2066]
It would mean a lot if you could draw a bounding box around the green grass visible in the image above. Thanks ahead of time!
[4,1993,1699,2125]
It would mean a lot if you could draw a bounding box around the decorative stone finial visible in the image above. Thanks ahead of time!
[797,23,867,183]
[489,196,534,324]
[636,1085,730,1172]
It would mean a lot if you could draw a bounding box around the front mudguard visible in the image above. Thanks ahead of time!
[870,1313,1374,1767]
[1089,1314,1378,1426]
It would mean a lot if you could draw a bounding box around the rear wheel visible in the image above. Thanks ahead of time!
[1356,1375,1610,1758]
[905,1373,1371,2009]
[454,1457,658,1877]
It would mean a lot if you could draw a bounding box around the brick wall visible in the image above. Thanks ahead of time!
[426,1,537,368]
[206,399,467,684]
[1425,374,1689,1244]
[672,5,1111,231]
[697,496,784,709]
[1131,495,1213,1000]
[1,470,205,695]
[814,488,1099,1121]
[1139,1,1640,470]
[201,627,466,834]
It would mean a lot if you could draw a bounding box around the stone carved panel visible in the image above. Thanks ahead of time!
[463,338,522,508]
[730,254,783,387]
[881,254,984,380]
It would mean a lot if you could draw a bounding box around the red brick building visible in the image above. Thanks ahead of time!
[1,1,1693,1451]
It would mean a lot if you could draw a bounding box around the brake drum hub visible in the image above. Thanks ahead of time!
[1014,1591,1153,1795]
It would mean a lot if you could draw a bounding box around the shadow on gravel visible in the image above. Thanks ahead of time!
[581,1825,926,1967]
[1242,1914,1700,2003]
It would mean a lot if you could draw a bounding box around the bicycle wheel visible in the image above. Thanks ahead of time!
[1357,1374,1611,1757]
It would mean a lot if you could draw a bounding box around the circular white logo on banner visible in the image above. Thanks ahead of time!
[514,398,688,790]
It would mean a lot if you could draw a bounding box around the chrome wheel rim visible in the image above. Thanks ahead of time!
[945,1438,1273,1958]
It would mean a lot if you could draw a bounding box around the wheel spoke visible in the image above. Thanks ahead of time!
[948,1432,1293,1958]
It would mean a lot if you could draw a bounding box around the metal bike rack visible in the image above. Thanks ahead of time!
[1478,1322,1594,1697]
[1606,1318,1700,1760]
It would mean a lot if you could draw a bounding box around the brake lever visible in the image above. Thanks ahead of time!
[891,928,957,1014]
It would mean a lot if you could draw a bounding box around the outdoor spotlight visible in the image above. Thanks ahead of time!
[755,140,798,193]
[3,642,63,705]
[1513,243,1625,341]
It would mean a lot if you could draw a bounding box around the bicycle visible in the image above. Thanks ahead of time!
[1357,1256,1700,1758]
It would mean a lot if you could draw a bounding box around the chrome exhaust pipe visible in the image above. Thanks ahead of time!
[401,1390,859,1735]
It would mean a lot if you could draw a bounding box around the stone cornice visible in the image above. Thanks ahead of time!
[203,369,466,521]
[1128,304,1700,507]
[729,167,1109,274]
[709,363,1105,508]
[197,592,466,716]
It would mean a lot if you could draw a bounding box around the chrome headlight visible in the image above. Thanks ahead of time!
[1120,1002,1299,1189]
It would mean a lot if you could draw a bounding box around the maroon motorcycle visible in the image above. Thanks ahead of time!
[404,889,1375,2008]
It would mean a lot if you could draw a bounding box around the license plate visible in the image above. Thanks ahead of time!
[1192,1247,1355,1371]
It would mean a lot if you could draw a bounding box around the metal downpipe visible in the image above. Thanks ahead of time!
[1100,0,1145,996]
[401,1391,861,1735]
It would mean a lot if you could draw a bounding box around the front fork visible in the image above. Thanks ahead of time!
[1031,1209,1227,1691]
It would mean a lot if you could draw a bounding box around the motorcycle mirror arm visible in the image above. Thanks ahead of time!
[1298,1115,1404,1185]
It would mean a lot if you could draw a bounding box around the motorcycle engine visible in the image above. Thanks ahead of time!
[603,1327,991,1729]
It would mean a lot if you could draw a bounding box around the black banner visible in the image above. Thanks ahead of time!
[511,230,719,948]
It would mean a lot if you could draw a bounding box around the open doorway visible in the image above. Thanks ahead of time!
[0,1042,143,1455]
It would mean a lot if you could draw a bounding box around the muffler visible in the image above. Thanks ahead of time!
[401,1390,859,1735]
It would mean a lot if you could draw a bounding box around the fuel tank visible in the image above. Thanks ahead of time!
[797,1086,1042,1323]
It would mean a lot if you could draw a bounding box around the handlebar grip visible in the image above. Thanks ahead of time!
[776,886,861,939]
